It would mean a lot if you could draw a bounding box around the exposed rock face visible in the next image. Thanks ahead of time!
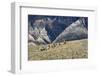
[45,17,80,41]
[28,34,35,42]
[28,15,88,45]
[36,37,46,44]
[28,19,51,45]
[53,18,88,43]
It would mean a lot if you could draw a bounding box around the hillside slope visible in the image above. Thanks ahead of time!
[53,19,88,43]
[28,39,88,60]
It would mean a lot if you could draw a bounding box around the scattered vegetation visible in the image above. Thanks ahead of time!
[28,39,88,60]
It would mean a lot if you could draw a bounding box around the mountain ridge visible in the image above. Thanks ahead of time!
[53,18,88,43]
[28,16,88,45]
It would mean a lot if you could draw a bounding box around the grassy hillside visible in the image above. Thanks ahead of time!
[28,39,88,60]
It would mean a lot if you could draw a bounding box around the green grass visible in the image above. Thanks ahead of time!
[28,39,88,60]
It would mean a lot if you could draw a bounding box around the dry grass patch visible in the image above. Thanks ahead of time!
[28,39,88,60]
